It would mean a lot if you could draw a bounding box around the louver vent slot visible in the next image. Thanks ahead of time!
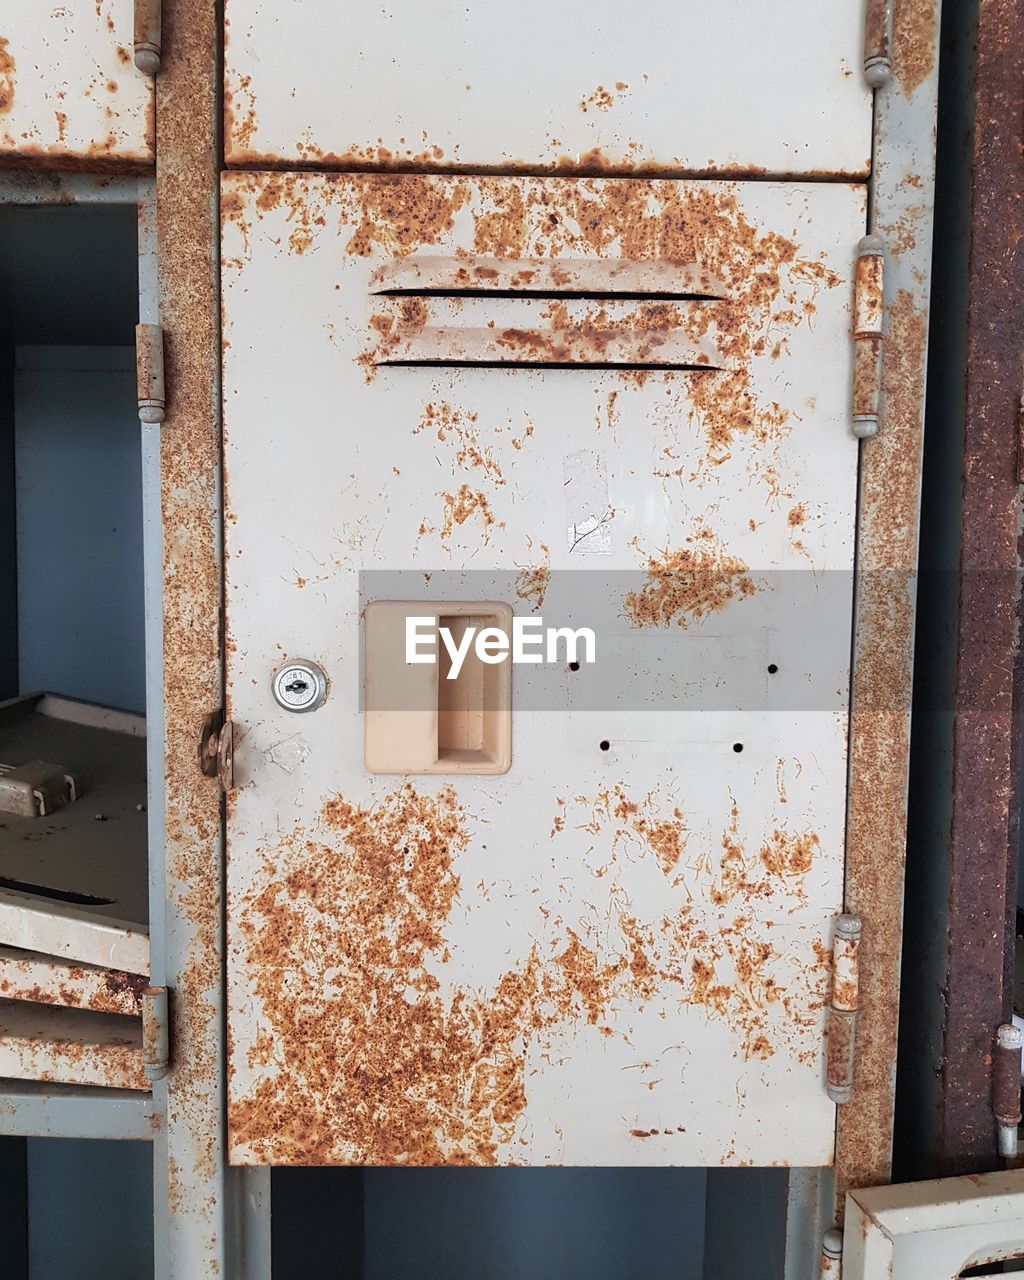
[370,256,730,302]
[369,257,729,372]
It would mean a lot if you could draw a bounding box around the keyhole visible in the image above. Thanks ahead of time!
[286,679,309,696]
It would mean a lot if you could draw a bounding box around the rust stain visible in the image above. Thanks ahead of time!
[405,401,535,544]
[0,961,146,1016]
[580,86,613,112]
[223,71,258,157]
[623,535,756,629]
[414,402,505,486]
[892,0,936,96]
[473,186,527,257]
[347,177,471,259]
[760,829,819,879]
[54,111,67,144]
[359,295,428,380]
[231,784,829,1162]
[0,37,14,115]
[514,550,551,612]
[438,484,500,541]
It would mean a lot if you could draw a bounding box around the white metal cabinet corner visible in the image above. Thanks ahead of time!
[0,1,153,167]
[843,1170,1024,1278]
[222,172,865,1167]
[223,0,871,176]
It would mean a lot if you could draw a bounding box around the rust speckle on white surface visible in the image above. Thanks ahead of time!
[229,782,830,1164]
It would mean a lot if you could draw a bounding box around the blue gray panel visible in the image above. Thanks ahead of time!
[14,346,144,714]
[27,1138,152,1280]
[364,1167,706,1280]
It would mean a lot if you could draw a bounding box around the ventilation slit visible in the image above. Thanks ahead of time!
[367,255,731,373]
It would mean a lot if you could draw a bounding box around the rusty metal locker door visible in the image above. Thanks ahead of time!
[223,0,871,176]
[222,173,865,1167]
[0,1,154,168]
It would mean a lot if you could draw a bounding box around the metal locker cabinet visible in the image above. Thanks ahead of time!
[221,174,864,1166]
[223,0,872,176]
[0,0,947,1269]
[0,2,155,169]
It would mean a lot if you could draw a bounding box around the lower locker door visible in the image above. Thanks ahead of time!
[222,174,865,1166]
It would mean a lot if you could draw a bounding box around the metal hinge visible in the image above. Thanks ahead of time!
[826,913,862,1103]
[993,1022,1022,1156]
[198,710,235,792]
[142,985,169,1080]
[852,236,885,439]
[134,0,162,76]
[136,323,165,424]
[864,0,892,88]
[820,1227,843,1277]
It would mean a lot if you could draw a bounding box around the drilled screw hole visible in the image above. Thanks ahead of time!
[732,743,744,753]
[767,663,778,675]
[599,740,610,751]
[569,661,580,672]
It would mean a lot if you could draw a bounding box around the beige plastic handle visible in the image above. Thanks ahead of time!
[363,601,512,776]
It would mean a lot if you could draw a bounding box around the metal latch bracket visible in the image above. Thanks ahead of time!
[198,711,235,793]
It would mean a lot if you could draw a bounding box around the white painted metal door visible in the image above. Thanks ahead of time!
[844,1171,1024,1278]
[0,1,153,167]
[223,0,871,177]
[223,172,865,1166]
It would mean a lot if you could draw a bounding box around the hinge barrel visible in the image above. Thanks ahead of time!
[820,1227,843,1278]
[136,323,166,424]
[827,914,861,1103]
[864,0,892,87]
[142,985,170,1081]
[993,1022,1022,1157]
[852,236,885,439]
[134,0,162,76]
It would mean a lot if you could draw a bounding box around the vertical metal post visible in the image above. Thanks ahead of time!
[150,6,272,1272]
[152,2,241,1273]
[936,0,1024,1173]
[835,0,942,1203]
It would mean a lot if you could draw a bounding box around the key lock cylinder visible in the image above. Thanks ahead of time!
[272,660,329,713]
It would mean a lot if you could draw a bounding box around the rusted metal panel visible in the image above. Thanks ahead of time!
[223,0,871,177]
[223,171,865,1166]
[834,0,941,1204]
[153,0,234,1272]
[0,0,153,170]
[0,889,149,974]
[0,945,146,1016]
[0,1000,148,1091]
[935,0,1024,1174]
